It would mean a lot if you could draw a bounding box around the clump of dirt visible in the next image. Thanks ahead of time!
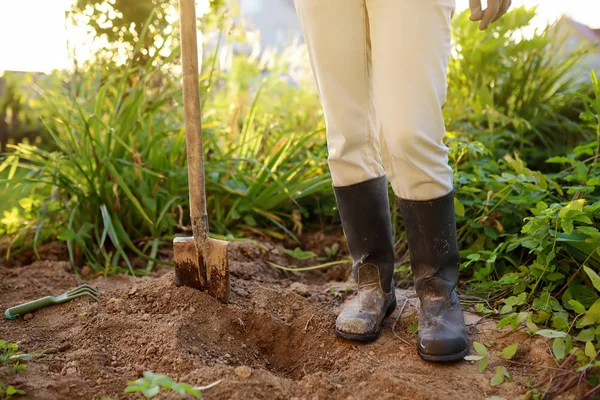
[0,241,571,399]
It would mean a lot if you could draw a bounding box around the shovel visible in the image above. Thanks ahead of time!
[174,0,230,303]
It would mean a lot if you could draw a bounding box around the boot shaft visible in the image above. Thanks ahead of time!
[397,191,459,299]
[333,176,395,292]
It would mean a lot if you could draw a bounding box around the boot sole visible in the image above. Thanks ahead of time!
[418,346,470,362]
[335,297,398,343]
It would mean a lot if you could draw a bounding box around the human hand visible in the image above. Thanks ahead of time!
[469,0,512,30]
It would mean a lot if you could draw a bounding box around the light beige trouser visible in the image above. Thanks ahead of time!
[294,0,456,200]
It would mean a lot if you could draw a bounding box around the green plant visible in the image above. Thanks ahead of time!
[448,69,600,394]
[0,385,25,400]
[465,343,517,387]
[125,371,201,399]
[0,341,28,399]
[283,247,316,260]
[324,243,340,259]
[464,341,490,372]
[491,366,512,386]
[500,344,518,360]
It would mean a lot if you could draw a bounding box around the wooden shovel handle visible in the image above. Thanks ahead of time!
[179,0,208,240]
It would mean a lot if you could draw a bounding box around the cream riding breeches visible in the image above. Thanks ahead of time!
[294,0,456,200]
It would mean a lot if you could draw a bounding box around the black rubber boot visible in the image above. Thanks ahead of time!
[398,190,469,362]
[333,176,397,342]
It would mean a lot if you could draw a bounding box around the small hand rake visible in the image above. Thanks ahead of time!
[4,284,99,320]
[173,0,230,303]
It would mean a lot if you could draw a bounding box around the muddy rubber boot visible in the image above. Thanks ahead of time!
[398,191,468,362]
[333,176,397,342]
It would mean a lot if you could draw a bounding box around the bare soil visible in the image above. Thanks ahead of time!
[0,241,576,399]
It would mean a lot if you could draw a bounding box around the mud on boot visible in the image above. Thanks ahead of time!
[333,176,396,342]
[398,190,469,362]
[335,263,397,342]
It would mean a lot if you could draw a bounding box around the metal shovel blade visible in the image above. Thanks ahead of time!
[174,236,230,303]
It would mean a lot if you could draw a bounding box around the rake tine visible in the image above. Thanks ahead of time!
[69,284,98,293]
[67,285,99,297]
[64,292,99,302]
[66,287,93,297]
[66,287,99,301]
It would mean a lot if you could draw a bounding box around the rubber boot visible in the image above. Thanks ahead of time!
[333,176,397,342]
[398,190,469,362]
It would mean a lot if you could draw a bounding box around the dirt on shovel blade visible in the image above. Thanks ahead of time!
[0,241,567,399]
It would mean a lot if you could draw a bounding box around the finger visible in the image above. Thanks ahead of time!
[469,0,484,21]
[492,0,511,23]
[480,0,501,30]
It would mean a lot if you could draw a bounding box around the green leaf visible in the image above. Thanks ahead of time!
[559,199,586,216]
[105,162,153,227]
[533,292,562,312]
[583,266,600,293]
[526,316,539,333]
[499,304,513,314]
[474,341,488,357]
[578,299,600,327]
[479,356,489,373]
[490,366,508,386]
[283,247,317,260]
[535,329,567,338]
[569,300,587,314]
[181,385,202,399]
[546,156,570,164]
[4,385,26,396]
[553,338,566,360]
[586,341,596,359]
[100,205,135,276]
[561,218,575,234]
[576,226,600,236]
[505,293,527,307]
[143,386,161,398]
[546,272,565,281]
[576,328,596,342]
[454,198,465,217]
[467,253,481,261]
[244,214,257,227]
[567,282,600,309]
[497,314,516,329]
[502,344,518,360]
[551,312,569,330]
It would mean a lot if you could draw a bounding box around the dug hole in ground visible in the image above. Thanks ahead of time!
[0,238,567,400]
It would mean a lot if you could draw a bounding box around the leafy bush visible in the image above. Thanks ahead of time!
[448,72,600,383]
[0,19,330,274]
[446,7,594,167]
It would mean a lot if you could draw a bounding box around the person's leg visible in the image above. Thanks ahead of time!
[294,0,396,341]
[367,0,468,361]
[368,0,454,199]
[294,0,383,185]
